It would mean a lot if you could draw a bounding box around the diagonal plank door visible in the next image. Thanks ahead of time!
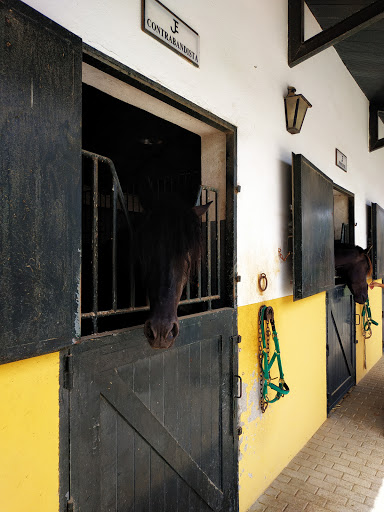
[69,309,237,511]
[326,285,356,414]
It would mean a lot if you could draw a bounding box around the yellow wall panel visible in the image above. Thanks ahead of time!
[238,294,327,512]
[0,353,60,512]
[356,285,383,383]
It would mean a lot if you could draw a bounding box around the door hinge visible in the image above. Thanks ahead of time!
[67,497,74,512]
[63,354,73,390]
[231,335,242,344]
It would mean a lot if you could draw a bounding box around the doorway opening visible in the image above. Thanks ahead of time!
[333,186,354,245]
[81,64,227,336]
[327,185,356,414]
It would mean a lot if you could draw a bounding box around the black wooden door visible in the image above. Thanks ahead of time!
[68,309,237,511]
[0,0,82,363]
[326,285,356,413]
[292,154,335,301]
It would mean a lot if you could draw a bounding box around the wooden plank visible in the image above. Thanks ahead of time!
[164,462,178,512]
[149,352,165,423]
[190,342,202,468]
[177,345,192,509]
[289,0,384,66]
[150,448,165,511]
[134,433,151,512]
[133,357,150,408]
[163,350,179,441]
[209,337,222,488]
[97,372,224,510]
[200,338,214,482]
[117,414,135,511]
[70,354,102,509]
[100,397,117,511]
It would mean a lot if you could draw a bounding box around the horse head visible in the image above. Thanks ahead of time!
[334,242,371,304]
[140,198,211,349]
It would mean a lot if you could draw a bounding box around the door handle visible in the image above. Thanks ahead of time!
[234,375,242,399]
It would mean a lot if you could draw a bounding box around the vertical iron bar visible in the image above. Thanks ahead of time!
[129,224,135,308]
[92,157,99,333]
[206,189,212,310]
[112,179,118,311]
[198,190,202,299]
[216,190,221,299]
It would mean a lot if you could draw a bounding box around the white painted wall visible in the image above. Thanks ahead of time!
[24,0,384,307]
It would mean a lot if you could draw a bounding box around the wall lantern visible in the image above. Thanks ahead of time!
[284,86,312,134]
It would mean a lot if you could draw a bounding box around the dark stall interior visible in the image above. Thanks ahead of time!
[81,84,221,335]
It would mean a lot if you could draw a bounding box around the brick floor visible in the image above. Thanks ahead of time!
[248,356,384,512]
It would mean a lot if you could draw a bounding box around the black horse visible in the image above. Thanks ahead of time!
[139,198,211,349]
[334,242,372,304]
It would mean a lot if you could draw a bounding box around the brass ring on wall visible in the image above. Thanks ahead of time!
[258,273,268,292]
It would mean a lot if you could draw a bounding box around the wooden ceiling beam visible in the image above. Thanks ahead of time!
[288,0,384,67]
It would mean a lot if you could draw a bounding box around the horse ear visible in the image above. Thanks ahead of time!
[192,201,213,217]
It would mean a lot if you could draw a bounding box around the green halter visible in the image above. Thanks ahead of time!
[362,297,378,339]
[259,305,289,412]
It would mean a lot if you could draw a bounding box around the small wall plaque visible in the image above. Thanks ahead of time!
[142,0,200,67]
[336,149,347,172]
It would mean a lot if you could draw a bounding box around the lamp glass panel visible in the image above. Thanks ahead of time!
[295,99,309,132]
[378,111,384,139]
[285,96,298,130]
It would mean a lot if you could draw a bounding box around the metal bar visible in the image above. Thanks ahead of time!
[112,179,118,310]
[82,150,222,330]
[92,156,99,333]
[129,187,135,308]
[216,190,221,298]
[82,150,132,236]
[289,0,384,67]
[206,189,212,310]
[197,190,202,299]
[81,295,221,319]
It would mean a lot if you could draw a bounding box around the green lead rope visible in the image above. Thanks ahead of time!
[362,297,378,339]
[260,305,290,407]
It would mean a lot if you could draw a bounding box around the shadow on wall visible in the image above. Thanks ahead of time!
[278,160,293,289]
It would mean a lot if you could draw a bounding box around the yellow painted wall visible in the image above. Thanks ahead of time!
[238,293,327,512]
[0,352,60,512]
[356,284,383,383]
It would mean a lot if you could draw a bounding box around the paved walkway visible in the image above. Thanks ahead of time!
[249,356,384,512]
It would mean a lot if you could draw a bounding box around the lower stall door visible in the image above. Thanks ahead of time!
[67,309,237,511]
[326,285,356,413]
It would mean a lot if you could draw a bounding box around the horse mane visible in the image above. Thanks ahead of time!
[138,198,203,280]
[364,252,373,278]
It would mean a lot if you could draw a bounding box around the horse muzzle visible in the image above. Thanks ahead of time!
[144,319,180,349]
